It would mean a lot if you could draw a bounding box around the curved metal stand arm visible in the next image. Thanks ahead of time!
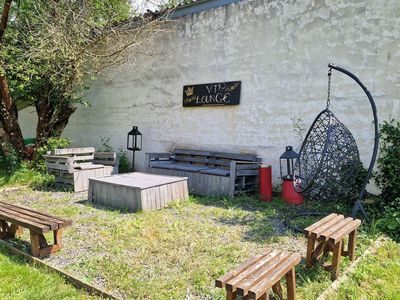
[328,63,379,220]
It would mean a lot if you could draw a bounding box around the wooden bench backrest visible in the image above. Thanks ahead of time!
[173,149,260,169]
[49,147,95,163]
[93,152,117,166]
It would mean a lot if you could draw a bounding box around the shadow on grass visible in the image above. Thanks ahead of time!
[75,199,135,215]
[190,193,354,244]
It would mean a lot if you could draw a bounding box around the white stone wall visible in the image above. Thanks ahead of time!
[19,0,400,188]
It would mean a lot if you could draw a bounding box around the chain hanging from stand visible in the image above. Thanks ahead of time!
[326,67,332,109]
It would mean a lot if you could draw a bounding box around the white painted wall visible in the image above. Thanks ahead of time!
[19,0,400,189]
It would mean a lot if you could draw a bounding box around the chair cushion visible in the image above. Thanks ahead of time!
[172,164,210,172]
[150,161,178,170]
[200,168,230,176]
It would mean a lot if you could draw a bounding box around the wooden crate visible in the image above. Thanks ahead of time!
[88,172,188,212]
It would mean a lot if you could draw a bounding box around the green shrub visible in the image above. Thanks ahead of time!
[373,119,400,240]
[0,143,21,175]
[97,136,113,152]
[118,148,130,173]
[34,137,71,173]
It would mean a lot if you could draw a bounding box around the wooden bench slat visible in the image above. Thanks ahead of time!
[0,205,58,230]
[0,208,51,233]
[226,250,280,292]
[235,252,291,296]
[216,250,272,288]
[310,215,345,239]
[329,219,361,243]
[304,213,337,234]
[0,201,72,228]
[248,253,301,298]
[318,217,354,239]
[0,202,71,229]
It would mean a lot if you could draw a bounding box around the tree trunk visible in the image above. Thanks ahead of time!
[0,75,25,156]
[35,100,76,146]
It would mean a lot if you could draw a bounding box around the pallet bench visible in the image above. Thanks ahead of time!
[216,249,301,300]
[305,213,361,280]
[0,201,72,257]
[147,149,261,197]
[44,147,118,192]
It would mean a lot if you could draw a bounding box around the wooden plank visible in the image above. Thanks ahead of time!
[318,217,354,240]
[285,268,297,300]
[0,208,50,233]
[216,250,272,288]
[304,213,338,235]
[236,170,259,176]
[235,252,291,296]
[329,219,361,243]
[228,161,237,198]
[310,215,345,239]
[247,253,301,298]
[0,203,62,229]
[226,250,281,292]
[0,202,71,227]
[46,162,74,173]
[51,147,95,155]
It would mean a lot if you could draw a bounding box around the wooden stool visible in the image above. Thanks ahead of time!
[305,213,361,280]
[215,249,301,300]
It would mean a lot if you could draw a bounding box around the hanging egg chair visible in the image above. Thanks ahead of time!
[292,64,379,219]
[294,109,362,202]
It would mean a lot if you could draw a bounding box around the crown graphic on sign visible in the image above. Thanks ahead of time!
[185,86,194,97]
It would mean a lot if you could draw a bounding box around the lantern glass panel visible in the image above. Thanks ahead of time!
[127,126,142,151]
[279,146,298,180]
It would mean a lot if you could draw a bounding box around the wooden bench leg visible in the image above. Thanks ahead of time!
[306,236,316,268]
[272,281,283,299]
[0,221,23,239]
[226,289,236,300]
[348,230,357,261]
[29,229,63,258]
[30,230,41,257]
[331,240,342,280]
[285,267,297,300]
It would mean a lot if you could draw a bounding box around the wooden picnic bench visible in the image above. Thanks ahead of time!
[216,249,301,300]
[147,149,261,197]
[44,147,118,192]
[0,201,72,257]
[305,213,361,280]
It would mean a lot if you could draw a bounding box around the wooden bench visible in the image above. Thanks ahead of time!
[147,149,261,197]
[305,213,361,280]
[0,201,72,257]
[44,147,118,192]
[216,249,301,300]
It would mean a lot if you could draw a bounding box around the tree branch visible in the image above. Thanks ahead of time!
[0,0,12,42]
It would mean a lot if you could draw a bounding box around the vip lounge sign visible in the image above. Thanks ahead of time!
[183,81,241,107]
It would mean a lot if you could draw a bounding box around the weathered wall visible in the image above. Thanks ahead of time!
[19,0,400,188]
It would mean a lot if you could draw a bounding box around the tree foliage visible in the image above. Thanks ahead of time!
[0,0,169,157]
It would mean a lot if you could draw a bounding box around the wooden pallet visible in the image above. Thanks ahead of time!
[0,201,72,257]
[305,213,361,280]
[216,249,301,300]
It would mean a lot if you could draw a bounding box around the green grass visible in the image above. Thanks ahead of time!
[327,239,400,300]
[0,245,99,300]
[0,186,396,299]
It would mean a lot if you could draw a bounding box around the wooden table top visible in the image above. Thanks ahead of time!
[89,172,188,190]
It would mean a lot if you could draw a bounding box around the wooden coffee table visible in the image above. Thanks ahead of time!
[88,172,188,212]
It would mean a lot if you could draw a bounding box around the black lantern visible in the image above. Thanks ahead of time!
[127,126,142,171]
[279,146,298,180]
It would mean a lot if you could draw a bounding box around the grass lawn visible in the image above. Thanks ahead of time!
[0,244,99,300]
[0,186,392,299]
[327,239,400,300]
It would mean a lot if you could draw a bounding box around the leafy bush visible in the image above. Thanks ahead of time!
[375,119,400,203]
[118,148,130,173]
[97,136,113,152]
[34,137,71,173]
[373,119,400,240]
[0,143,21,175]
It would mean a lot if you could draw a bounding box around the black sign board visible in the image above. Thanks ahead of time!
[183,81,241,107]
